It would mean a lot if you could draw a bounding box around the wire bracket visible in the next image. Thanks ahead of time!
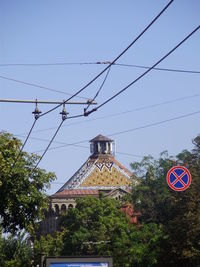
[32,99,42,119]
[60,101,68,121]
[84,107,97,117]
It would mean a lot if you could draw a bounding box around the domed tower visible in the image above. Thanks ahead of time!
[90,134,114,157]
[41,134,137,235]
[54,134,135,194]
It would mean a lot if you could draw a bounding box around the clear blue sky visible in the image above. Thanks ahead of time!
[0,0,200,194]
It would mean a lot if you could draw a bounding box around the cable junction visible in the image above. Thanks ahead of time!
[39,0,174,118]
[86,25,200,115]
[1,61,199,74]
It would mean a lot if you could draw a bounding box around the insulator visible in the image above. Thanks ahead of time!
[32,100,42,119]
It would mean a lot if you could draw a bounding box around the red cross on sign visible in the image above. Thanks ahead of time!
[167,166,191,191]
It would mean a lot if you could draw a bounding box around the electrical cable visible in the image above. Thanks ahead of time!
[16,135,89,149]
[32,120,64,170]
[17,92,200,136]
[1,61,200,74]
[31,112,85,169]
[114,63,200,74]
[86,25,200,115]
[14,134,145,159]
[10,119,37,171]
[38,0,174,118]
[84,66,111,112]
[0,74,89,100]
[108,110,200,137]
[31,109,200,154]
[0,62,96,67]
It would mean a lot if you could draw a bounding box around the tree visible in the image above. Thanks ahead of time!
[0,231,33,267]
[0,132,56,233]
[131,135,200,266]
[34,197,161,267]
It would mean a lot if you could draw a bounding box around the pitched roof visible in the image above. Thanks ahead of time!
[90,134,113,142]
[56,156,134,192]
[52,189,99,198]
[112,158,132,176]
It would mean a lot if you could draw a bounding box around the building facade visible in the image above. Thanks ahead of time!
[39,134,137,235]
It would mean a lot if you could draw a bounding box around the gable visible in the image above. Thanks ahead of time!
[80,164,132,188]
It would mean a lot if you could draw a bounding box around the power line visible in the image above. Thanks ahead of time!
[16,135,89,149]
[0,62,97,67]
[1,61,199,74]
[32,139,89,154]
[84,66,111,112]
[15,135,145,159]
[29,0,174,168]
[17,92,200,136]
[0,98,97,105]
[108,110,200,137]
[0,74,89,100]
[9,1,175,168]
[31,109,200,154]
[114,63,200,74]
[31,112,86,169]
[86,25,200,115]
[32,120,64,170]
[10,119,37,171]
[39,0,174,118]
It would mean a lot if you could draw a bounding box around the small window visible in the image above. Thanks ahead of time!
[61,204,66,212]
[55,204,59,214]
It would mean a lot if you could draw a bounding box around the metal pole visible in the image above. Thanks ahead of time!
[0,98,97,105]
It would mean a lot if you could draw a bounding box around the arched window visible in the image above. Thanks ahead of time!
[61,204,67,213]
[55,204,59,214]
[68,204,74,209]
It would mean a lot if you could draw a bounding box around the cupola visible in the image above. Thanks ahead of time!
[90,134,114,156]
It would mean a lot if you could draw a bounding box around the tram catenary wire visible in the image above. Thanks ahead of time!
[39,1,174,118]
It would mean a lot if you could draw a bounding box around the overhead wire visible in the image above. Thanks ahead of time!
[86,25,200,115]
[17,92,200,136]
[31,112,86,170]
[1,61,200,74]
[0,74,89,100]
[15,135,145,159]
[10,119,37,171]
[11,23,200,170]
[31,109,200,154]
[0,62,96,67]
[84,66,111,112]
[32,120,64,170]
[114,63,200,74]
[38,0,174,118]
[25,1,174,169]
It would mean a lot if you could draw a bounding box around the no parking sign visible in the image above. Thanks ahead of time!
[167,166,191,191]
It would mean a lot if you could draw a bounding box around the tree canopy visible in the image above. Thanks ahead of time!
[1,131,200,267]
[35,197,162,267]
[0,132,56,233]
[131,135,200,266]
[0,231,33,267]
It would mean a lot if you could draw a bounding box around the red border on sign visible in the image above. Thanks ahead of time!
[166,166,191,191]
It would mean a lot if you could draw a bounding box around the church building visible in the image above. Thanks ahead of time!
[39,134,137,235]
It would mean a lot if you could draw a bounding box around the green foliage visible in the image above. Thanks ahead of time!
[0,132,56,233]
[34,231,64,265]
[131,135,200,266]
[129,223,163,267]
[35,197,161,267]
[0,232,33,267]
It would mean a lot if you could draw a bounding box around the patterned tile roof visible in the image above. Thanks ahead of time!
[56,155,135,192]
[52,189,99,198]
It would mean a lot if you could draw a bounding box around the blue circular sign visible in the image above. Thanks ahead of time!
[167,166,191,191]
